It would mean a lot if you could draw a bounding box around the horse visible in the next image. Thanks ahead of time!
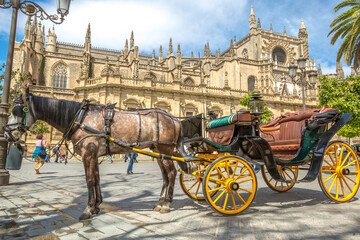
[5,88,191,220]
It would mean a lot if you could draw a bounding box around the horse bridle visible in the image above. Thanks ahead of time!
[4,94,36,142]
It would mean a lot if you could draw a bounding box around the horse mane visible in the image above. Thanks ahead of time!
[32,95,82,132]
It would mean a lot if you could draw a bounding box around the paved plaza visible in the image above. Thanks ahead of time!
[1,158,360,240]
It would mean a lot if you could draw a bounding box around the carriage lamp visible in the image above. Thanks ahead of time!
[288,62,298,78]
[57,0,71,15]
[249,92,264,116]
[308,70,318,84]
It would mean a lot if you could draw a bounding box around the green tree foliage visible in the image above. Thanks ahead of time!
[329,0,360,69]
[239,92,273,124]
[318,75,360,137]
[0,67,50,135]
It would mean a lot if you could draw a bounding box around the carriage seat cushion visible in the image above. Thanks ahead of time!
[260,107,334,158]
[207,111,253,129]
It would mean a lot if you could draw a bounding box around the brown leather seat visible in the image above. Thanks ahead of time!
[260,107,334,159]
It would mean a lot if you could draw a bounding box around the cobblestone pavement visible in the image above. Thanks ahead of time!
[1,159,360,240]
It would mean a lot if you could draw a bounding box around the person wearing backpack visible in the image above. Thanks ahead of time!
[32,134,47,174]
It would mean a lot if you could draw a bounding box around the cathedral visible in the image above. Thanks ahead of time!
[11,6,354,144]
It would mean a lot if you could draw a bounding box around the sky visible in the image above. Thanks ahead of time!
[0,0,352,76]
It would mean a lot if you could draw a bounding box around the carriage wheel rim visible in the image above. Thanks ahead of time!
[261,165,298,192]
[203,156,257,215]
[319,142,360,202]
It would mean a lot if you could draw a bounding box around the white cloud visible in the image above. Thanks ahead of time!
[3,0,248,56]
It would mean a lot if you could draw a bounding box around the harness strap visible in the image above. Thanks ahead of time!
[56,99,89,152]
[103,103,116,155]
[136,111,142,145]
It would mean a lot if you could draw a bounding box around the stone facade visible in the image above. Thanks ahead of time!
[12,6,356,147]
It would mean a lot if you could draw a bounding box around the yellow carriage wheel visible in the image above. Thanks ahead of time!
[261,165,298,192]
[318,141,360,202]
[179,162,209,201]
[203,156,257,215]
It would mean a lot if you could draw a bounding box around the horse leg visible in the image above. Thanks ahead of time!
[93,161,102,215]
[153,158,168,211]
[79,143,98,220]
[160,159,177,213]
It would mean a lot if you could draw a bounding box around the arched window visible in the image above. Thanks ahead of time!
[272,47,286,64]
[184,78,194,90]
[52,63,68,88]
[248,76,255,92]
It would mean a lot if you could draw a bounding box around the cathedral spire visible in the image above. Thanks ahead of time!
[249,6,256,33]
[298,18,308,39]
[85,23,91,53]
[130,31,134,49]
[336,61,345,79]
[159,45,163,62]
[124,39,128,55]
[318,63,322,77]
[284,26,287,35]
[24,16,31,40]
[167,38,173,57]
[270,23,273,33]
[257,18,261,29]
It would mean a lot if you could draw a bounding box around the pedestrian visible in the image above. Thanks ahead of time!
[109,154,113,163]
[45,146,51,163]
[127,152,138,174]
[53,147,60,163]
[32,133,47,174]
[124,153,128,162]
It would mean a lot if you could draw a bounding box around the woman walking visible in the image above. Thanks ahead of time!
[32,133,47,174]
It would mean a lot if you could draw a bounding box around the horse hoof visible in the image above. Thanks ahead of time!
[153,205,162,211]
[91,207,100,215]
[160,207,170,213]
[79,213,91,220]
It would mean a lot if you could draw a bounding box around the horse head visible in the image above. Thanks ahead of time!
[4,88,37,143]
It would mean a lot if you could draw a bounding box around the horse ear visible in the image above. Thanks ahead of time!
[21,86,30,102]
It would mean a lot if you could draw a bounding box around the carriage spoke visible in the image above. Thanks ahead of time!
[339,177,346,198]
[234,190,246,204]
[343,160,356,169]
[208,185,225,193]
[230,192,237,211]
[323,159,335,169]
[343,174,356,184]
[223,192,229,210]
[225,161,230,178]
[335,177,339,198]
[213,189,227,204]
[208,177,224,185]
[236,177,253,184]
[234,168,248,181]
[238,187,252,193]
[339,146,344,163]
[324,172,336,183]
[183,178,198,182]
[216,167,227,179]
[340,152,351,167]
[328,175,338,192]
[326,153,336,167]
[195,180,201,196]
[341,176,354,193]
[231,161,239,179]
[187,180,200,191]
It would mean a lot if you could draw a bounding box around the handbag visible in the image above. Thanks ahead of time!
[38,140,47,158]
[38,149,47,158]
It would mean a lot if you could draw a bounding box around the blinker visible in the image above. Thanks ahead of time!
[12,106,25,117]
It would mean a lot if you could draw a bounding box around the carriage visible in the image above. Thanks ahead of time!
[5,91,360,218]
[177,96,360,215]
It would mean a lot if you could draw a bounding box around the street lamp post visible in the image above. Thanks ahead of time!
[288,57,318,111]
[0,0,71,186]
